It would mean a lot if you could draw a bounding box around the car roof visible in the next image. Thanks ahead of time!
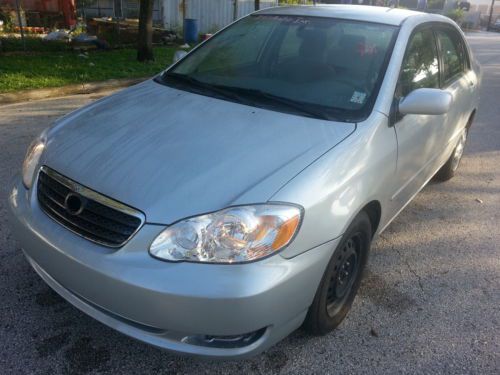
[256,5,436,26]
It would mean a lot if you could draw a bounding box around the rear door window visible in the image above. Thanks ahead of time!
[436,28,467,85]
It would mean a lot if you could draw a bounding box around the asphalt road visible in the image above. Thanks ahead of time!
[1,32,499,375]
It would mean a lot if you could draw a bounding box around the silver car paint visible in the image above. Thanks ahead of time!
[398,88,452,115]
[276,14,479,259]
[41,80,354,224]
[9,179,340,358]
[9,6,480,359]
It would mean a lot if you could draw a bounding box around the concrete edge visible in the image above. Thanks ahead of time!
[0,77,148,105]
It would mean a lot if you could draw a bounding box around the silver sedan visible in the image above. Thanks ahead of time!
[9,5,480,359]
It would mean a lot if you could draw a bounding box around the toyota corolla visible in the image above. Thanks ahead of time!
[9,5,480,359]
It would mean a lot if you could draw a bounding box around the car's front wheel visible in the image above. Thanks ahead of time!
[303,211,371,335]
[434,128,468,182]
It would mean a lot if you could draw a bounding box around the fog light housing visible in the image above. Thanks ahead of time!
[181,327,267,348]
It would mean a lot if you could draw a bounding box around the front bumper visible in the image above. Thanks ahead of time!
[8,178,339,359]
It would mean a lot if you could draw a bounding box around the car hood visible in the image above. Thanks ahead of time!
[42,80,355,224]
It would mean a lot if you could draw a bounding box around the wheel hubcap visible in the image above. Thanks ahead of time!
[451,130,467,171]
[326,236,360,317]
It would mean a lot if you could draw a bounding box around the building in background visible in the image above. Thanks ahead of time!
[162,0,277,33]
[82,0,277,33]
[81,0,162,22]
[1,0,76,28]
[468,0,500,24]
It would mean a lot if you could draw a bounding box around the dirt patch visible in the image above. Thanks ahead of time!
[63,337,110,374]
[36,331,70,358]
[35,288,64,307]
[359,271,417,313]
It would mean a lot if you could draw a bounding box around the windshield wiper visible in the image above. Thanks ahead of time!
[213,86,332,120]
[160,73,251,104]
[160,74,338,121]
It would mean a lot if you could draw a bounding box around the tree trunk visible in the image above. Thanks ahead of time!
[255,0,260,11]
[137,0,154,62]
[487,0,495,31]
[233,0,238,21]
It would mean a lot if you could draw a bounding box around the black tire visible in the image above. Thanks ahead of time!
[434,128,468,182]
[303,211,372,335]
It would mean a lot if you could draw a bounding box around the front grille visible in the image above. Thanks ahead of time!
[37,166,144,248]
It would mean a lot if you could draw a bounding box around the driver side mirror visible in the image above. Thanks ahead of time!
[172,50,188,65]
[398,88,453,116]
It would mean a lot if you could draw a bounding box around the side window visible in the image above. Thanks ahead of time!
[398,29,440,98]
[436,28,467,84]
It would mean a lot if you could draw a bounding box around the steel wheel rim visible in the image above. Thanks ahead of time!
[326,235,361,317]
[451,130,467,172]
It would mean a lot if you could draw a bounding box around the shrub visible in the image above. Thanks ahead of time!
[446,8,465,24]
[427,0,445,10]
[0,35,70,52]
[0,10,13,32]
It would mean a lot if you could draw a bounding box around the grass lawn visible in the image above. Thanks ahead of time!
[0,47,177,93]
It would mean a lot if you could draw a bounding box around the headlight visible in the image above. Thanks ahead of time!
[22,134,46,189]
[150,204,302,263]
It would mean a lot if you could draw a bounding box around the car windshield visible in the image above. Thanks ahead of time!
[159,15,398,121]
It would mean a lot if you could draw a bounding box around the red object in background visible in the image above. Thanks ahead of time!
[14,26,46,33]
[356,42,377,57]
[59,0,76,27]
[2,0,76,28]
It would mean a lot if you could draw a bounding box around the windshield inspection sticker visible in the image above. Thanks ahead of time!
[350,91,366,104]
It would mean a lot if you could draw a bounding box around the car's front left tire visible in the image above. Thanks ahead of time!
[303,211,372,335]
[434,127,468,182]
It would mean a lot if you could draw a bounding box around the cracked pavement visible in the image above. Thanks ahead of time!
[0,32,499,374]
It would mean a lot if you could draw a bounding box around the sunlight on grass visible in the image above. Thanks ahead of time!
[0,47,176,93]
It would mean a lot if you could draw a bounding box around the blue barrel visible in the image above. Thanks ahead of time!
[183,18,199,44]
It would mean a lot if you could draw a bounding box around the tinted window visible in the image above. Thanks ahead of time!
[192,20,274,74]
[162,15,397,121]
[398,28,439,97]
[437,28,466,83]
[276,25,302,64]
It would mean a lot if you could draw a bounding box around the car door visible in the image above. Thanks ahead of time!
[435,25,476,151]
[390,25,445,210]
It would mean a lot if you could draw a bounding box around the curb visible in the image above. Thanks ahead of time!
[0,77,147,105]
